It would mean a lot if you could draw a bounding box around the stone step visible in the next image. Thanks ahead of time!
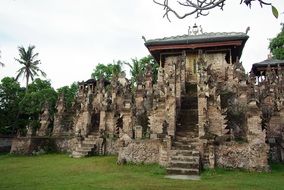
[171,150,199,157]
[175,136,199,142]
[170,155,199,162]
[167,167,199,175]
[172,144,197,150]
[176,135,198,140]
[75,148,91,153]
[81,142,95,148]
[86,136,99,140]
[169,161,199,169]
[173,140,197,145]
[83,140,97,144]
[71,151,88,158]
[176,130,198,135]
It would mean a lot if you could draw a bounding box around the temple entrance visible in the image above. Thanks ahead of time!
[91,112,100,133]
[177,82,198,137]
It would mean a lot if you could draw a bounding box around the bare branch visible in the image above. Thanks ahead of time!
[153,0,273,21]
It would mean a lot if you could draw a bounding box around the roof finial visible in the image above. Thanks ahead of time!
[268,53,272,59]
[142,36,146,43]
[188,23,203,35]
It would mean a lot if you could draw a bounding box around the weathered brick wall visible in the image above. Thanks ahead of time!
[10,137,76,155]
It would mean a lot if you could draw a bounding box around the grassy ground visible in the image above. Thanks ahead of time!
[0,154,283,190]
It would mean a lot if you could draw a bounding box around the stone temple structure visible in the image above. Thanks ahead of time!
[10,27,284,176]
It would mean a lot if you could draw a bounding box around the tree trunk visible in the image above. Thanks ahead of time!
[26,74,29,93]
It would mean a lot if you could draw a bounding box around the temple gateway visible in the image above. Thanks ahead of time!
[11,28,284,176]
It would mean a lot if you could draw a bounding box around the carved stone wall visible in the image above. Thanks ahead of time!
[149,105,165,135]
[117,139,168,166]
[208,105,225,136]
[216,139,269,171]
[205,53,227,80]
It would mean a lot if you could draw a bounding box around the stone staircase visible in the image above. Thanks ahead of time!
[167,83,200,177]
[167,134,200,176]
[71,131,100,158]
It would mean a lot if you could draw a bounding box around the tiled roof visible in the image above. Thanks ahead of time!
[251,58,284,75]
[145,32,249,46]
[252,59,284,67]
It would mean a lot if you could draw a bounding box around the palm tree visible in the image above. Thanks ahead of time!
[15,45,46,92]
[124,58,147,86]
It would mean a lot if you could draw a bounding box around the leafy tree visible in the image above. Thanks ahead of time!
[153,0,279,21]
[15,45,46,91]
[269,24,284,60]
[18,79,57,132]
[124,55,158,86]
[57,82,78,109]
[139,55,159,84]
[19,79,57,115]
[91,60,124,81]
[0,77,25,135]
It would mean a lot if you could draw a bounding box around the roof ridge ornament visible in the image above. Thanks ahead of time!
[245,26,250,34]
[188,23,203,36]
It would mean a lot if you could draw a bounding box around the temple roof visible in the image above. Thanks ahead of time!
[251,58,284,76]
[144,32,249,63]
[144,32,249,46]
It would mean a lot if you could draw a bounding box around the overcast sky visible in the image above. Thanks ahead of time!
[0,0,283,88]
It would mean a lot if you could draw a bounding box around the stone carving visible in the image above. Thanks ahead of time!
[37,102,51,136]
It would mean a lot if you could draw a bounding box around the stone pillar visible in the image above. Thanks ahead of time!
[135,125,143,139]
[280,108,284,162]
[166,96,176,137]
[135,87,144,111]
[164,56,177,137]
[238,81,248,105]
[246,100,269,171]
[181,51,186,94]
[37,108,50,136]
[122,101,133,138]
[99,110,106,131]
[53,94,65,136]
[208,145,215,169]
[105,112,115,137]
[247,101,265,142]
[198,94,207,137]
[280,108,284,128]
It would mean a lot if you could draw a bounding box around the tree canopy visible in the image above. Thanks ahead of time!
[57,82,78,109]
[269,24,284,60]
[0,77,58,135]
[0,77,25,134]
[91,60,124,81]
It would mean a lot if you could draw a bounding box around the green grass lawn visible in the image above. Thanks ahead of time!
[0,154,283,190]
